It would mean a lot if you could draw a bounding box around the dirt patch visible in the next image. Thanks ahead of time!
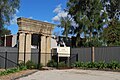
[71,71,88,74]
[0,69,38,80]
[0,69,5,72]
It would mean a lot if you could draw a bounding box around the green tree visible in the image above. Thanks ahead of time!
[67,0,108,62]
[0,0,20,44]
[101,0,120,46]
[67,0,106,47]
[0,0,20,37]
[102,0,120,20]
[1,28,11,36]
[0,27,11,45]
[103,19,120,46]
[58,16,72,38]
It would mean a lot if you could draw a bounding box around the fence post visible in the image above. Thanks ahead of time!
[17,52,19,67]
[38,52,41,69]
[5,51,7,69]
[91,47,95,62]
[67,57,70,67]
[76,53,78,62]
[56,53,58,69]
[69,52,71,67]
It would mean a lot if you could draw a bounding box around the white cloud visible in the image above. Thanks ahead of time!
[52,16,60,22]
[15,9,19,13]
[29,16,33,19]
[58,11,68,18]
[53,4,62,13]
[44,20,48,22]
[52,4,80,36]
[11,14,18,25]
[52,4,68,22]
[52,4,78,28]
[10,9,19,25]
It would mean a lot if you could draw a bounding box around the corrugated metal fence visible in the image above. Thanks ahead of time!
[0,46,120,69]
[0,47,18,69]
[71,46,120,63]
[0,47,40,69]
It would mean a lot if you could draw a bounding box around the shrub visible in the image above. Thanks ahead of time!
[58,62,67,68]
[72,61,120,70]
[19,61,25,66]
[96,61,107,69]
[85,62,97,68]
[47,60,57,67]
[19,61,27,70]
[72,61,83,68]
[82,62,88,68]
[118,64,120,68]
[36,63,43,69]
[19,65,27,70]
[0,67,22,76]
[19,60,43,69]
[26,60,36,69]
[0,60,42,76]
[0,71,8,76]
[107,61,120,70]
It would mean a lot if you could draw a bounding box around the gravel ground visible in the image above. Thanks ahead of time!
[18,69,120,80]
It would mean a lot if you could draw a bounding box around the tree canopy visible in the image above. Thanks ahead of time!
[102,0,120,46]
[103,19,120,46]
[102,0,120,20]
[67,0,107,47]
[58,0,120,47]
[59,16,72,38]
[0,0,20,37]
[1,27,11,36]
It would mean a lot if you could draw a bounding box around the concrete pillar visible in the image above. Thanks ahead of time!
[25,33,31,62]
[18,33,25,62]
[46,36,51,64]
[47,36,51,53]
[40,36,51,66]
[18,33,32,63]
[40,35,46,66]
[45,36,47,65]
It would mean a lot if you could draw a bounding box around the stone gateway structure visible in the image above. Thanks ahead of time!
[17,17,54,65]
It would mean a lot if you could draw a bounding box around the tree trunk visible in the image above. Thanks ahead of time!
[0,9,3,45]
[90,32,92,41]
[91,46,95,62]
[90,31,95,62]
[0,9,3,37]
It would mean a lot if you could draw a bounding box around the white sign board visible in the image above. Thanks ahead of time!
[52,47,70,57]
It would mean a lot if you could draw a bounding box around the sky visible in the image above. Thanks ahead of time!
[7,0,68,35]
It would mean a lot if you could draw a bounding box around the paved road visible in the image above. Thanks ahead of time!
[18,69,120,80]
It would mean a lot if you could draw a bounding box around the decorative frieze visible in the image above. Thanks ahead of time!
[17,17,54,36]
